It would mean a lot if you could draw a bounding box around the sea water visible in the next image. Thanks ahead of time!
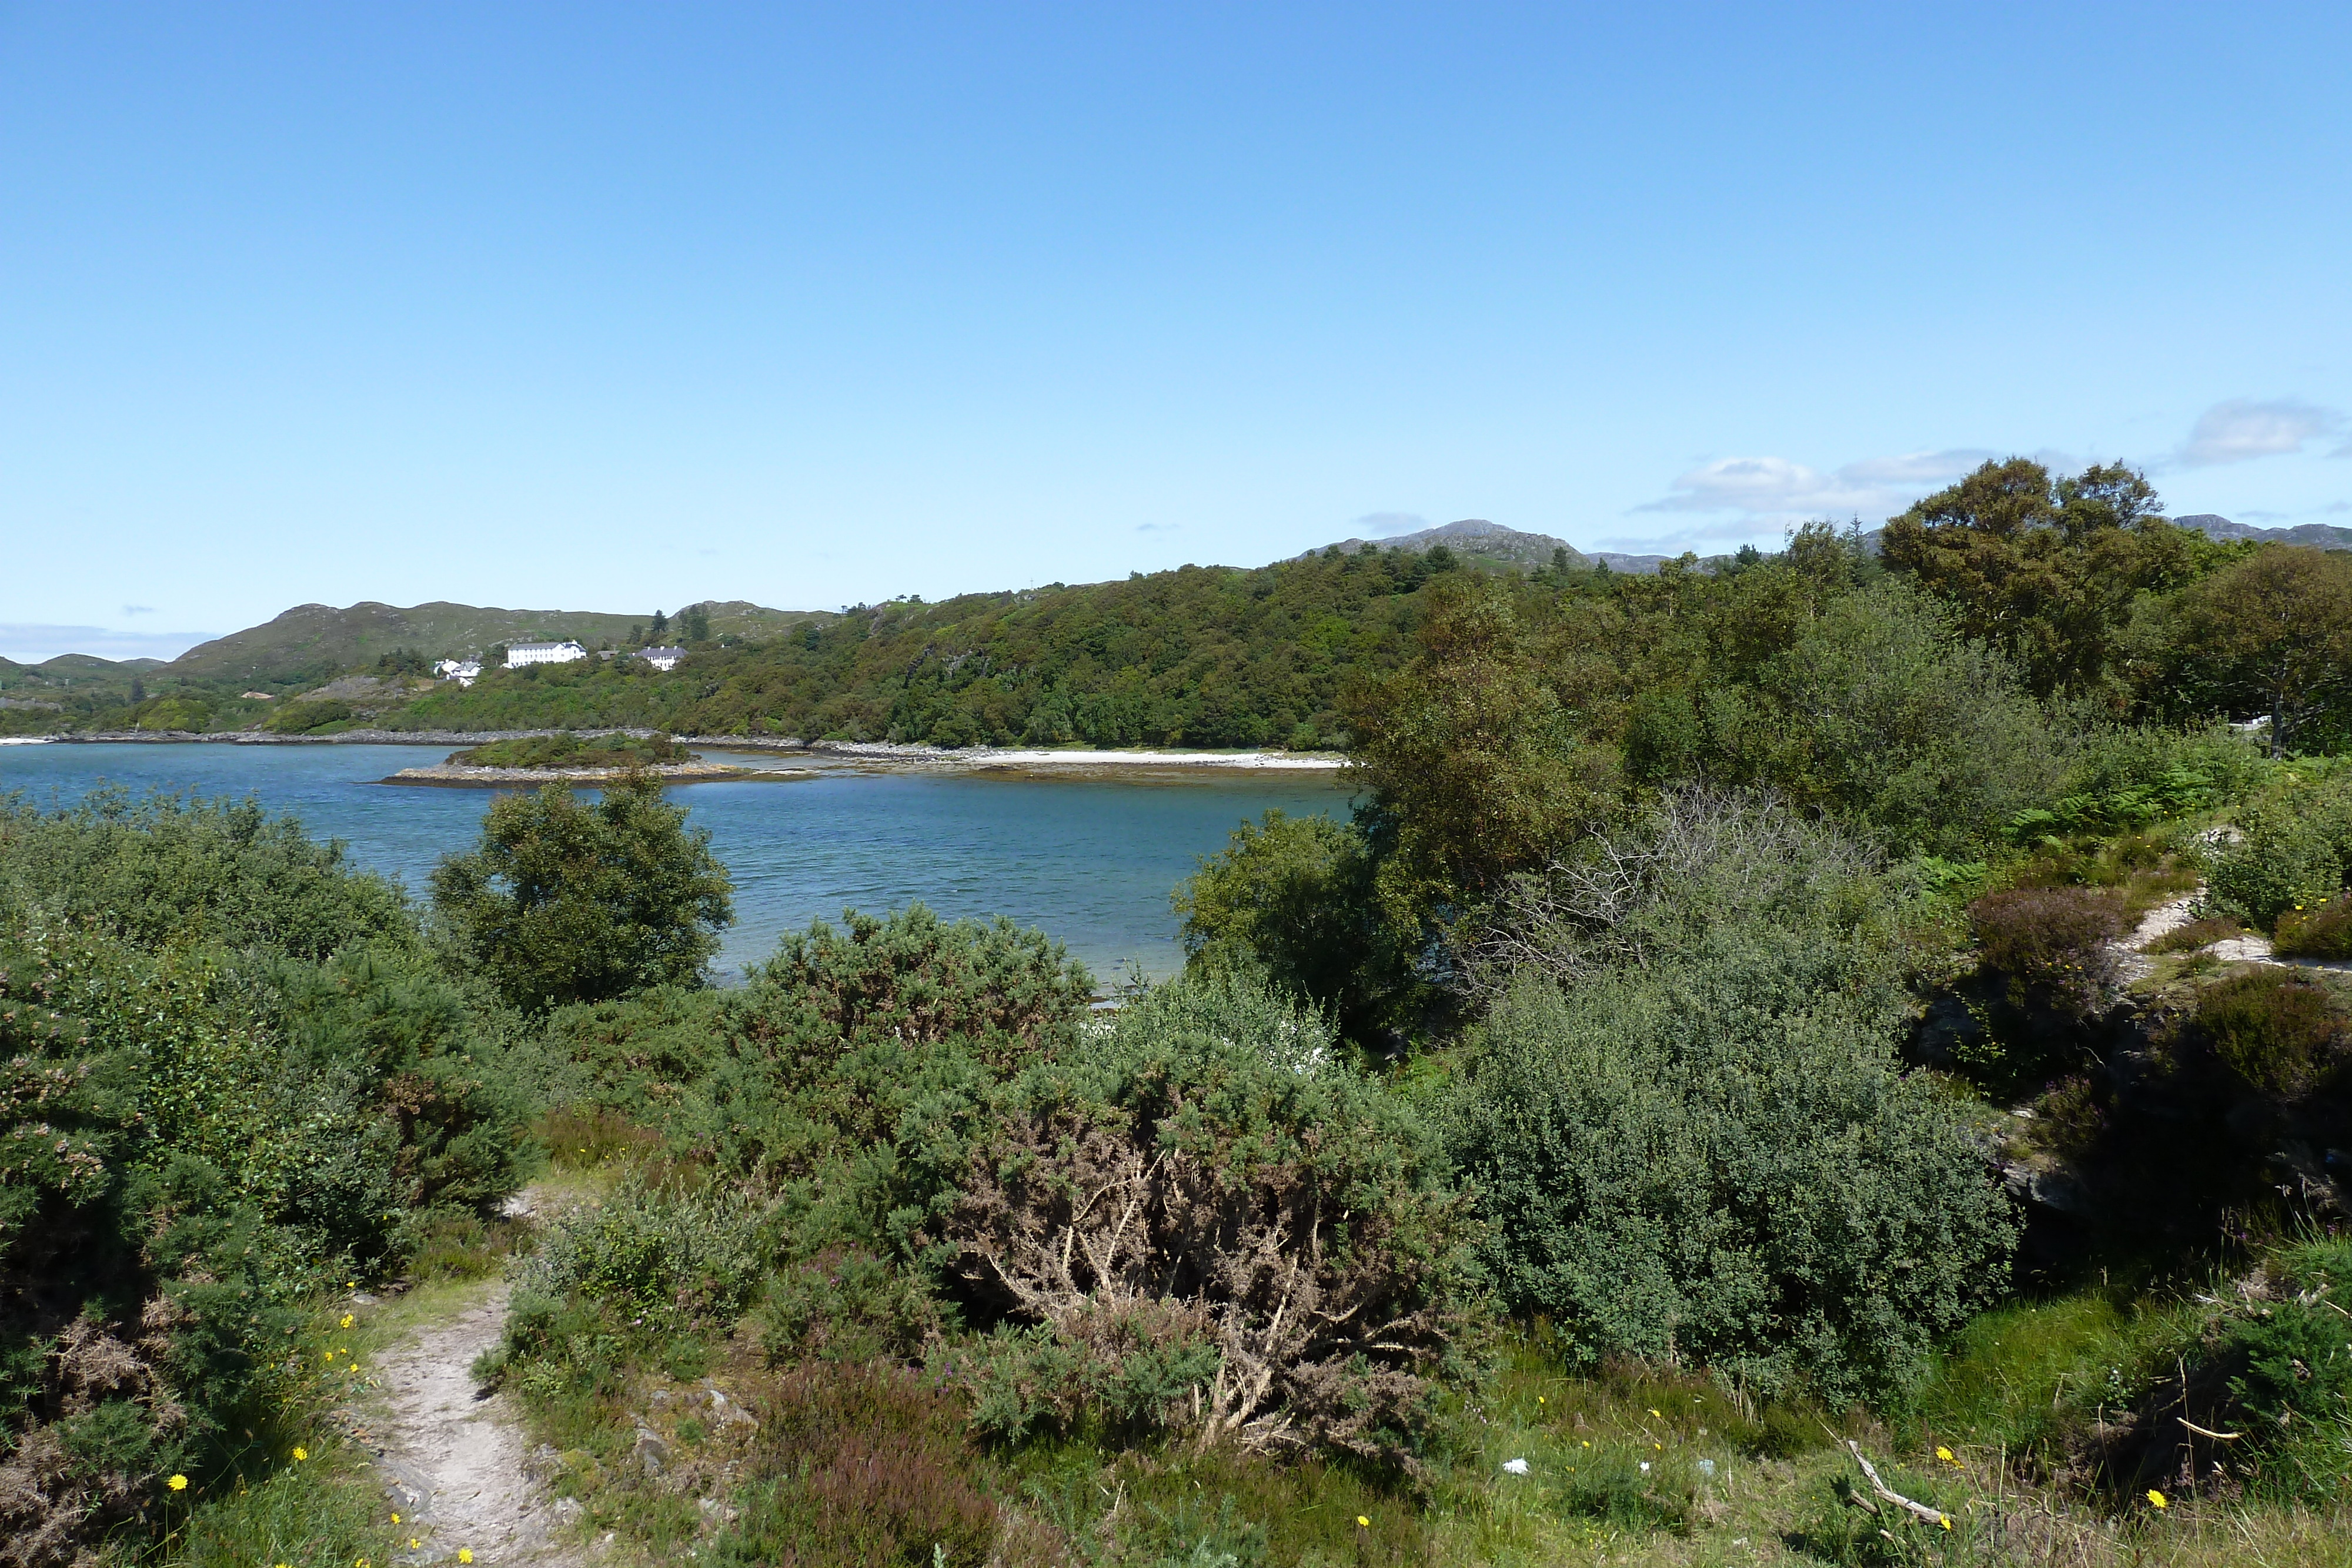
[0,743,1349,979]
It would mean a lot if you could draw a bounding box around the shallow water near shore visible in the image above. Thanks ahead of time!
[0,742,1349,979]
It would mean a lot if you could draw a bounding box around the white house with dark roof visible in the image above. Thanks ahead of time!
[636,646,687,671]
[505,641,589,670]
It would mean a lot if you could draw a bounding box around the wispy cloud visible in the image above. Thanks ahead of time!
[2176,397,2345,466]
[1635,448,1992,521]
[1135,521,1180,533]
[0,624,219,664]
[1354,511,1429,537]
[121,604,157,616]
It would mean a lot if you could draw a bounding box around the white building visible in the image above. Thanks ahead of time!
[636,646,687,671]
[435,658,484,687]
[505,641,589,670]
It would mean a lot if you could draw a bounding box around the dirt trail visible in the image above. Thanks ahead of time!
[365,1281,582,1567]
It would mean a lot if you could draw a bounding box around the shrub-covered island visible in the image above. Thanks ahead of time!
[6,460,2351,1566]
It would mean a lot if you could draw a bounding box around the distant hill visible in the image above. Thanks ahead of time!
[1304,519,1594,571]
[2174,514,2352,551]
[167,599,831,685]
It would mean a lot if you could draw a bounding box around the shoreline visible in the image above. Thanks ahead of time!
[19,730,1349,771]
[379,761,816,788]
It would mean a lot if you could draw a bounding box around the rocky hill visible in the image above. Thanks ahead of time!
[166,599,830,685]
[2174,513,2352,551]
[1304,518,1594,570]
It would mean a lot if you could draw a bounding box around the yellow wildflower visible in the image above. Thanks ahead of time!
[1940,1517,1952,1530]
[1648,1408,1661,1417]
[167,1474,188,1491]
[292,1446,308,1462]
[390,1513,400,1524]
[460,1553,475,1565]
[341,1313,355,1329]
[2147,1490,2167,1509]
[1357,1516,1370,1529]
[1936,1445,1955,1463]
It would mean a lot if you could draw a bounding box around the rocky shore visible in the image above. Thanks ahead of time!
[380,760,812,787]
[32,730,1348,770]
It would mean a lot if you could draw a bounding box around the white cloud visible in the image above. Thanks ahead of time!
[1636,448,1992,520]
[1354,511,1429,537]
[2176,398,2345,466]
[0,624,219,664]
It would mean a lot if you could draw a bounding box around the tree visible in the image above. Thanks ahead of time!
[681,604,713,643]
[2174,546,2352,757]
[1342,576,1615,906]
[431,775,734,1009]
[1880,459,2216,698]
[650,609,669,637]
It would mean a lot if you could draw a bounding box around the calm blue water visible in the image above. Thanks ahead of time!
[0,743,1350,980]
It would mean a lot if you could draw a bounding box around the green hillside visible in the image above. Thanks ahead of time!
[379,543,1505,747]
[167,599,828,685]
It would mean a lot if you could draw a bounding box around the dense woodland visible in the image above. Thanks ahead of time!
[6,459,2352,1566]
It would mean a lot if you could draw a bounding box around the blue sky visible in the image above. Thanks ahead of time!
[4,2,2348,661]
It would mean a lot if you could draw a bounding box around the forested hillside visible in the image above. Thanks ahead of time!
[379,544,1492,748]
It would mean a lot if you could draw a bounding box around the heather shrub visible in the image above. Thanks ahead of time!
[714,1362,997,1568]
[931,974,1479,1469]
[2192,971,2347,1095]
[1449,929,2016,1408]
[2144,915,2244,954]
[1967,885,2125,1017]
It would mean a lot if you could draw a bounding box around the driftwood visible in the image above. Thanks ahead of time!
[1843,1440,1950,1527]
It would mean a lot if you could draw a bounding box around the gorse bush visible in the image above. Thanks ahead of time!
[1449,931,2016,1407]
[755,902,1094,1064]
[432,774,735,1011]
[0,790,415,961]
[928,974,1479,1469]
[0,797,534,1566]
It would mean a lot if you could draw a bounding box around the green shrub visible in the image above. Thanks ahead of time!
[1455,785,1896,1002]
[506,1179,764,1352]
[262,698,353,734]
[2193,971,2347,1095]
[2224,1300,2352,1421]
[2203,769,2352,930]
[1172,808,1399,1044]
[1450,931,2016,1408]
